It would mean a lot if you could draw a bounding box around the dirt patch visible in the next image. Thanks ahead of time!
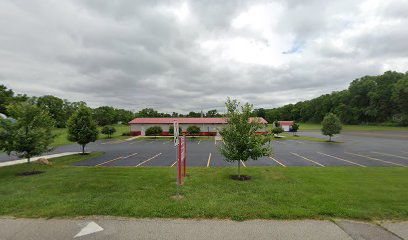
[230,175,251,181]
[16,171,44,177]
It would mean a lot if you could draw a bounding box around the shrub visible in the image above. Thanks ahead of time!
[272,126,284,135]
[169,125,182,135]
[101,126,116,138]
[290,122,299,136]
[271,121,284,136]
[145,126,163,136]
[187,125,201,135]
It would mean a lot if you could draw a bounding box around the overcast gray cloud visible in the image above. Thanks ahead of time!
[1,0,408,113]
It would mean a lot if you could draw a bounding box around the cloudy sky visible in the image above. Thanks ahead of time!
[1,0,408,113]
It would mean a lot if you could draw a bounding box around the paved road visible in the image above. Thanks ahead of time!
[1,130,407,167]
[0,218,406,240]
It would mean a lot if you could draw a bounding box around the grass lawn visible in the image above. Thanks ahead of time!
[295,123,408,131]
[274,132,339,143]
[51,124,131,146]
[0,153,407,220]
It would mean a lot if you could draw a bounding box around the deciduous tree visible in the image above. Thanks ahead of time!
[101,126,116,138]
[218,98,271,179]
[0,102,54,163]
[67,106,98,154]
[321,113,342,141]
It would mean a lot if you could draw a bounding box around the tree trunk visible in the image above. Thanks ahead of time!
[27,157,30,164]
[82,144,85,154]
[329,136,332,141]
[237,160,241,178]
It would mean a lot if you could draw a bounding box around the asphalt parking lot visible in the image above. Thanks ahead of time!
[72,131,408,167]
[1,131,407,167]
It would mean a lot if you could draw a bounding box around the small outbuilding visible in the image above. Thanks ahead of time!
[278,121,294,132]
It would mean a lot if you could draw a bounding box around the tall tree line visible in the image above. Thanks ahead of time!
[0,86,135,127]
[255,71,408,126]
[0,85,223,127]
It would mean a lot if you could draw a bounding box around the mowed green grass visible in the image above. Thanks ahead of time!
[51,124,130,146]
[274,132,339,143]
[295,123,408,131]
[0,153,407,220]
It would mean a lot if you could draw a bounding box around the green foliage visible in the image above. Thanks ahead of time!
[37,95,65,128]
[321,113,342,141]
[93,106,134,126]
[136,108,164,118]
[187,111,201,117]
[187,125,201,135]
[218,98,272,177]
[67,106,98,154]
[114,108,134,123]
[0,85,28,116]
[168,125,182,135]
[101,126,116,138]
[271,121,284,135]
[206,109,221,117]
[145,126,163,136]
[261,71,408,126]
[291,122,299,135]
[392,76,408,114]
[0,102,55,163]
[0,85,14,115]
[93,106,115,126]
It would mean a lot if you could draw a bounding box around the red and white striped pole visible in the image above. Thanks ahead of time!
[178,136,182,185]
[183,135,187,177]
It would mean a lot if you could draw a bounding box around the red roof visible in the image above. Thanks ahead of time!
[129,117,268,124]
[129,118,226,124]
[278,121,294,126]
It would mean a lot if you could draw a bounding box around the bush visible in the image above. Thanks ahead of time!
[101,126,116,138]
[145,126,163,136]
[290,122,299,135]
[187,125,201,135]
[272,126,284,135]
[169,125,182,135]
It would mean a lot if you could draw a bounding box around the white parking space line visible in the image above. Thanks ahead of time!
[96,156,124,166]
[345,152,406,167]
[134,153,162,167]
[198,140,201,145]
[371,151,408,160]
[269,156,286,167]
[122,152,139,159]
[207,153,212,167]
[317,152,366,167]
[149,140,157,144]
[290,152,325,167]
[240,160,247,167]
[170,160,177,167]
[163,140,171,144]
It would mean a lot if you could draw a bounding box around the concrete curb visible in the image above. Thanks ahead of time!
[0,152,81,167]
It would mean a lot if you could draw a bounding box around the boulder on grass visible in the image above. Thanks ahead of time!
[37,158,52,165]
